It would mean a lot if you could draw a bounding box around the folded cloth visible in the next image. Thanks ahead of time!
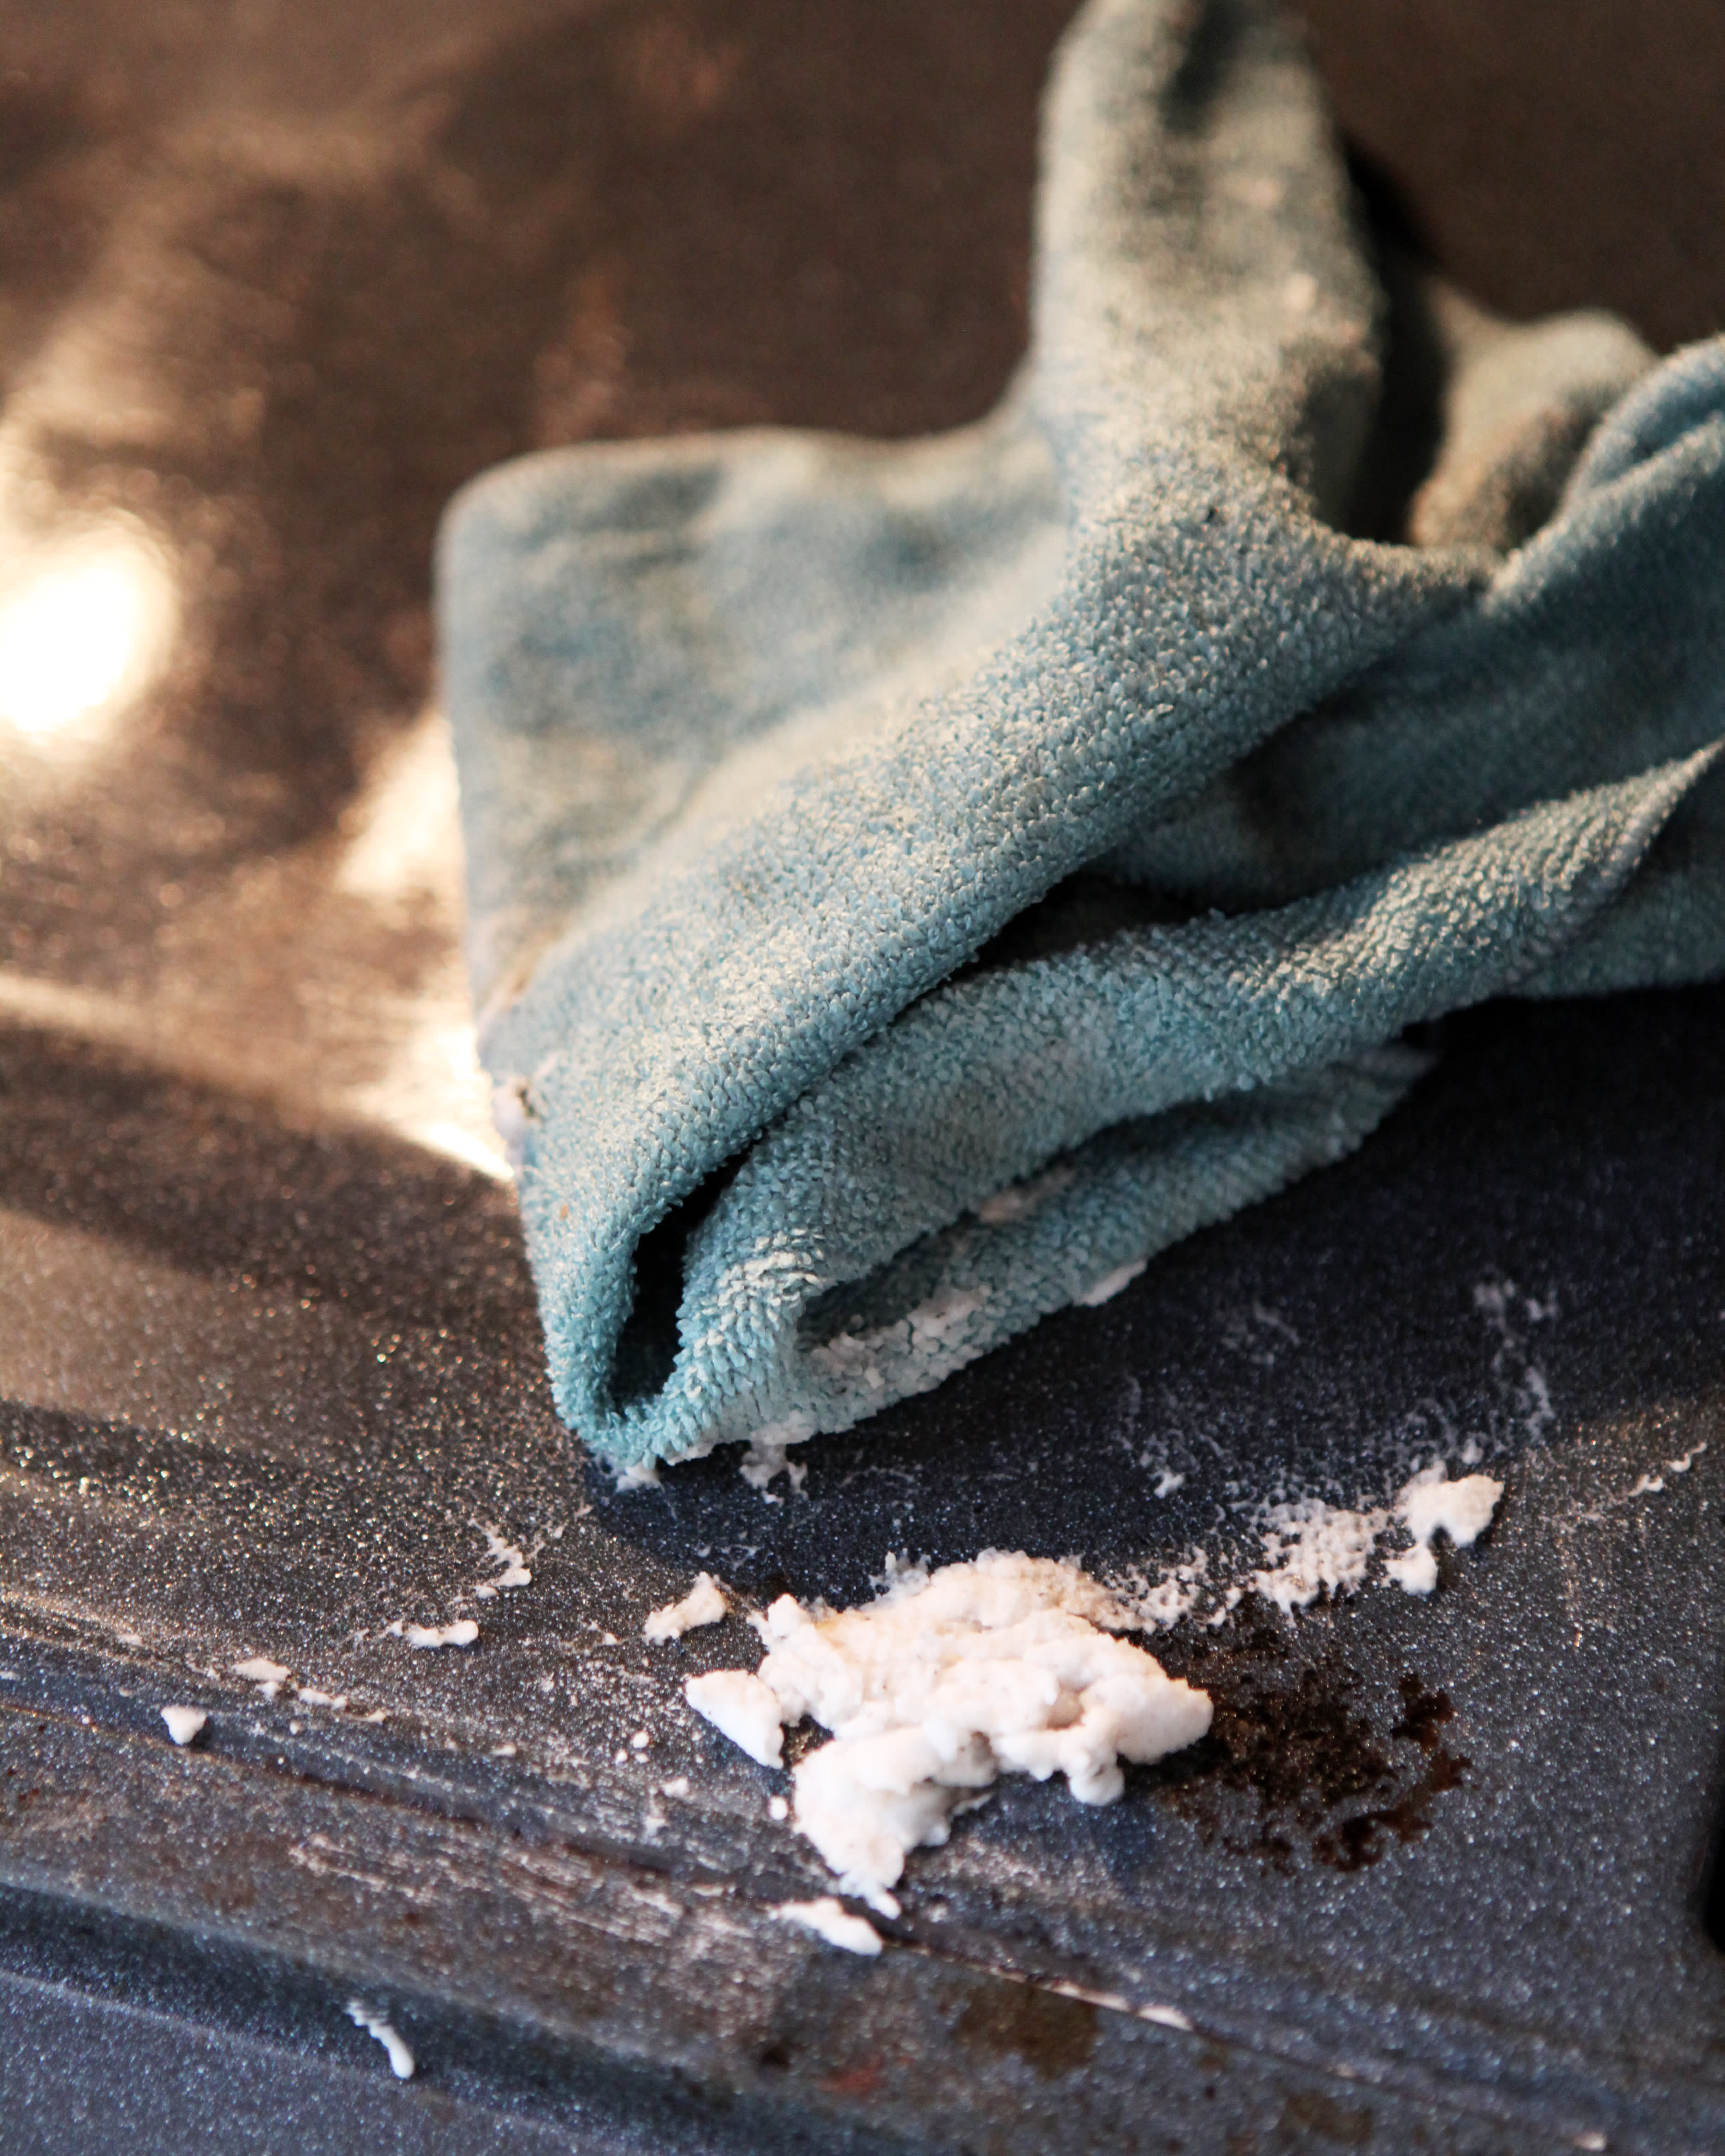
[437,0,1725,1482]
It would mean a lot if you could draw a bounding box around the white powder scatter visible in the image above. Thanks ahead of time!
[773,1897,883,1957]
[1253,1500,1387,1614]
[1076,1257,1147,1308]
[684,1669,785,1766]
[403,1619,479,1649]
[1132,1554,1206,1629]
[630,1728,651,1751]
[643,1572,728,1642]
[659,1775,690,1797]
[1152,1470,1185,1500]
[160,1705,206,1746]
[691,1552,1210,1907]
[346,1999,415,2080]
[232,1656,290,1686]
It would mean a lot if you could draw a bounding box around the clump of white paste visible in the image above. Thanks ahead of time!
[160,1705,206,1746]
[644,1572,727,1642]
[346,1999,415,2080]
[685,1552,1211,1908]
[773,1896,883,1956]
[1383,1465,1505,1596]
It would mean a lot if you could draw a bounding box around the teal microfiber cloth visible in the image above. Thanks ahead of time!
[437,0,1725,1482]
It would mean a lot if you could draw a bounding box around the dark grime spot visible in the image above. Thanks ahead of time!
[1144,1624,1468,1870]
[954,1981,1098,2080]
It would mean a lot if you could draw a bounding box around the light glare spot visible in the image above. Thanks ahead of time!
[0,528,176,739]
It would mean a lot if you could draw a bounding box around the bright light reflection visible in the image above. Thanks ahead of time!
[0,526,176,740]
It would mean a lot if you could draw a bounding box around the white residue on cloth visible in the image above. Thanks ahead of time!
[773,1896,884,1956]
[975,1163,1077,1225]
[1075,1257,1147,1308]
[810,1288,990,1395]
[346,1999,415,2080]
[684,1551,1211,1908]
[643,1572,728,1641]
[160,1705,206,1746]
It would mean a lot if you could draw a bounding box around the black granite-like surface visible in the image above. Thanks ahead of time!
[1,4,1723,2150]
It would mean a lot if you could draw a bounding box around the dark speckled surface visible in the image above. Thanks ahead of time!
[1,4,1724,2150]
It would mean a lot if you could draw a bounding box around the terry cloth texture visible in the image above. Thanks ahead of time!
[438,0,1725,1481]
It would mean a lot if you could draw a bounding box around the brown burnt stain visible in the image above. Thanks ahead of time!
[1278,2088,1374,2146]
[1149,1628,1469,1871]
[955,1981,1099,2080]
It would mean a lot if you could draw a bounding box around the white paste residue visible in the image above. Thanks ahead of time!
[1386,1465,1505,1597]
[160,1705,206,1746]
[687,1552,1210,1907]
[1383,1542,1439,1597]
[1076,1257,1146,1308]
[232,1656,289,1686]
[739,1415,816,1494]
[684,1669,784,1766]
[773,1897,883,1957]
[1139,2002,1195,2032]
[346,1999,415,2080]
[401,1619,479,1649]
[644,1572,728,1642]
[475,1523,531,1588]
[1253,1499,1387,1614]
[1249,1466,1506,1610]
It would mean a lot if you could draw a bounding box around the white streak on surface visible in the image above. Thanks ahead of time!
[402,1619,479,1649]
[773,1898,883,1956]
[346,2000,415,2080]
[232,1657,290,1686]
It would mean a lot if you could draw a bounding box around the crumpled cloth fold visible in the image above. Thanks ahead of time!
[437,0,1725,1477]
